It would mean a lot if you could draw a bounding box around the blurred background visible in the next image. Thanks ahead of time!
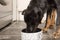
[0,0,12,29]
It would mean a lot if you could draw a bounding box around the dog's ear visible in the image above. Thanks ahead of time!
[22,10,26,15]
[22,11,25,15]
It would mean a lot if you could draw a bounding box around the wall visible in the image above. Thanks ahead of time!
[17,0,31,21]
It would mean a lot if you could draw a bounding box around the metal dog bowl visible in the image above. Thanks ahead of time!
[21,28,43,40]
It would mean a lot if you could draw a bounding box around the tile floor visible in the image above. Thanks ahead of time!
[0,21,60,40]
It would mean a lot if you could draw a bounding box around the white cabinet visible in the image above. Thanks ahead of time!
[0,0,12,29]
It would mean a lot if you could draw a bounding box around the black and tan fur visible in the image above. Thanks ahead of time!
[22,0,57,33]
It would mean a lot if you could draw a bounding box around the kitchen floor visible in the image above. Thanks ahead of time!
[0,21,60,40]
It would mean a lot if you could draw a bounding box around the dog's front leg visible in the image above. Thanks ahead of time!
[43,9,52,32]
[51,9,57,27]
[43,15,51,32]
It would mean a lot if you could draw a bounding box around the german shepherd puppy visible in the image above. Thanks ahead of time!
[22,0,57,33]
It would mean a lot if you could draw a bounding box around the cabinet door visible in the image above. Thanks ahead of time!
[0,0,13,28]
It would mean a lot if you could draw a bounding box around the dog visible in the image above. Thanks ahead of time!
[22,0,57,33]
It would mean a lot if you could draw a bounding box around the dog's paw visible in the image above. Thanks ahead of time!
[42,28,48,33]
[53,32,60,39]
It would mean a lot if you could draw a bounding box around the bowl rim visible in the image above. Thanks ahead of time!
[21,28,42,33]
